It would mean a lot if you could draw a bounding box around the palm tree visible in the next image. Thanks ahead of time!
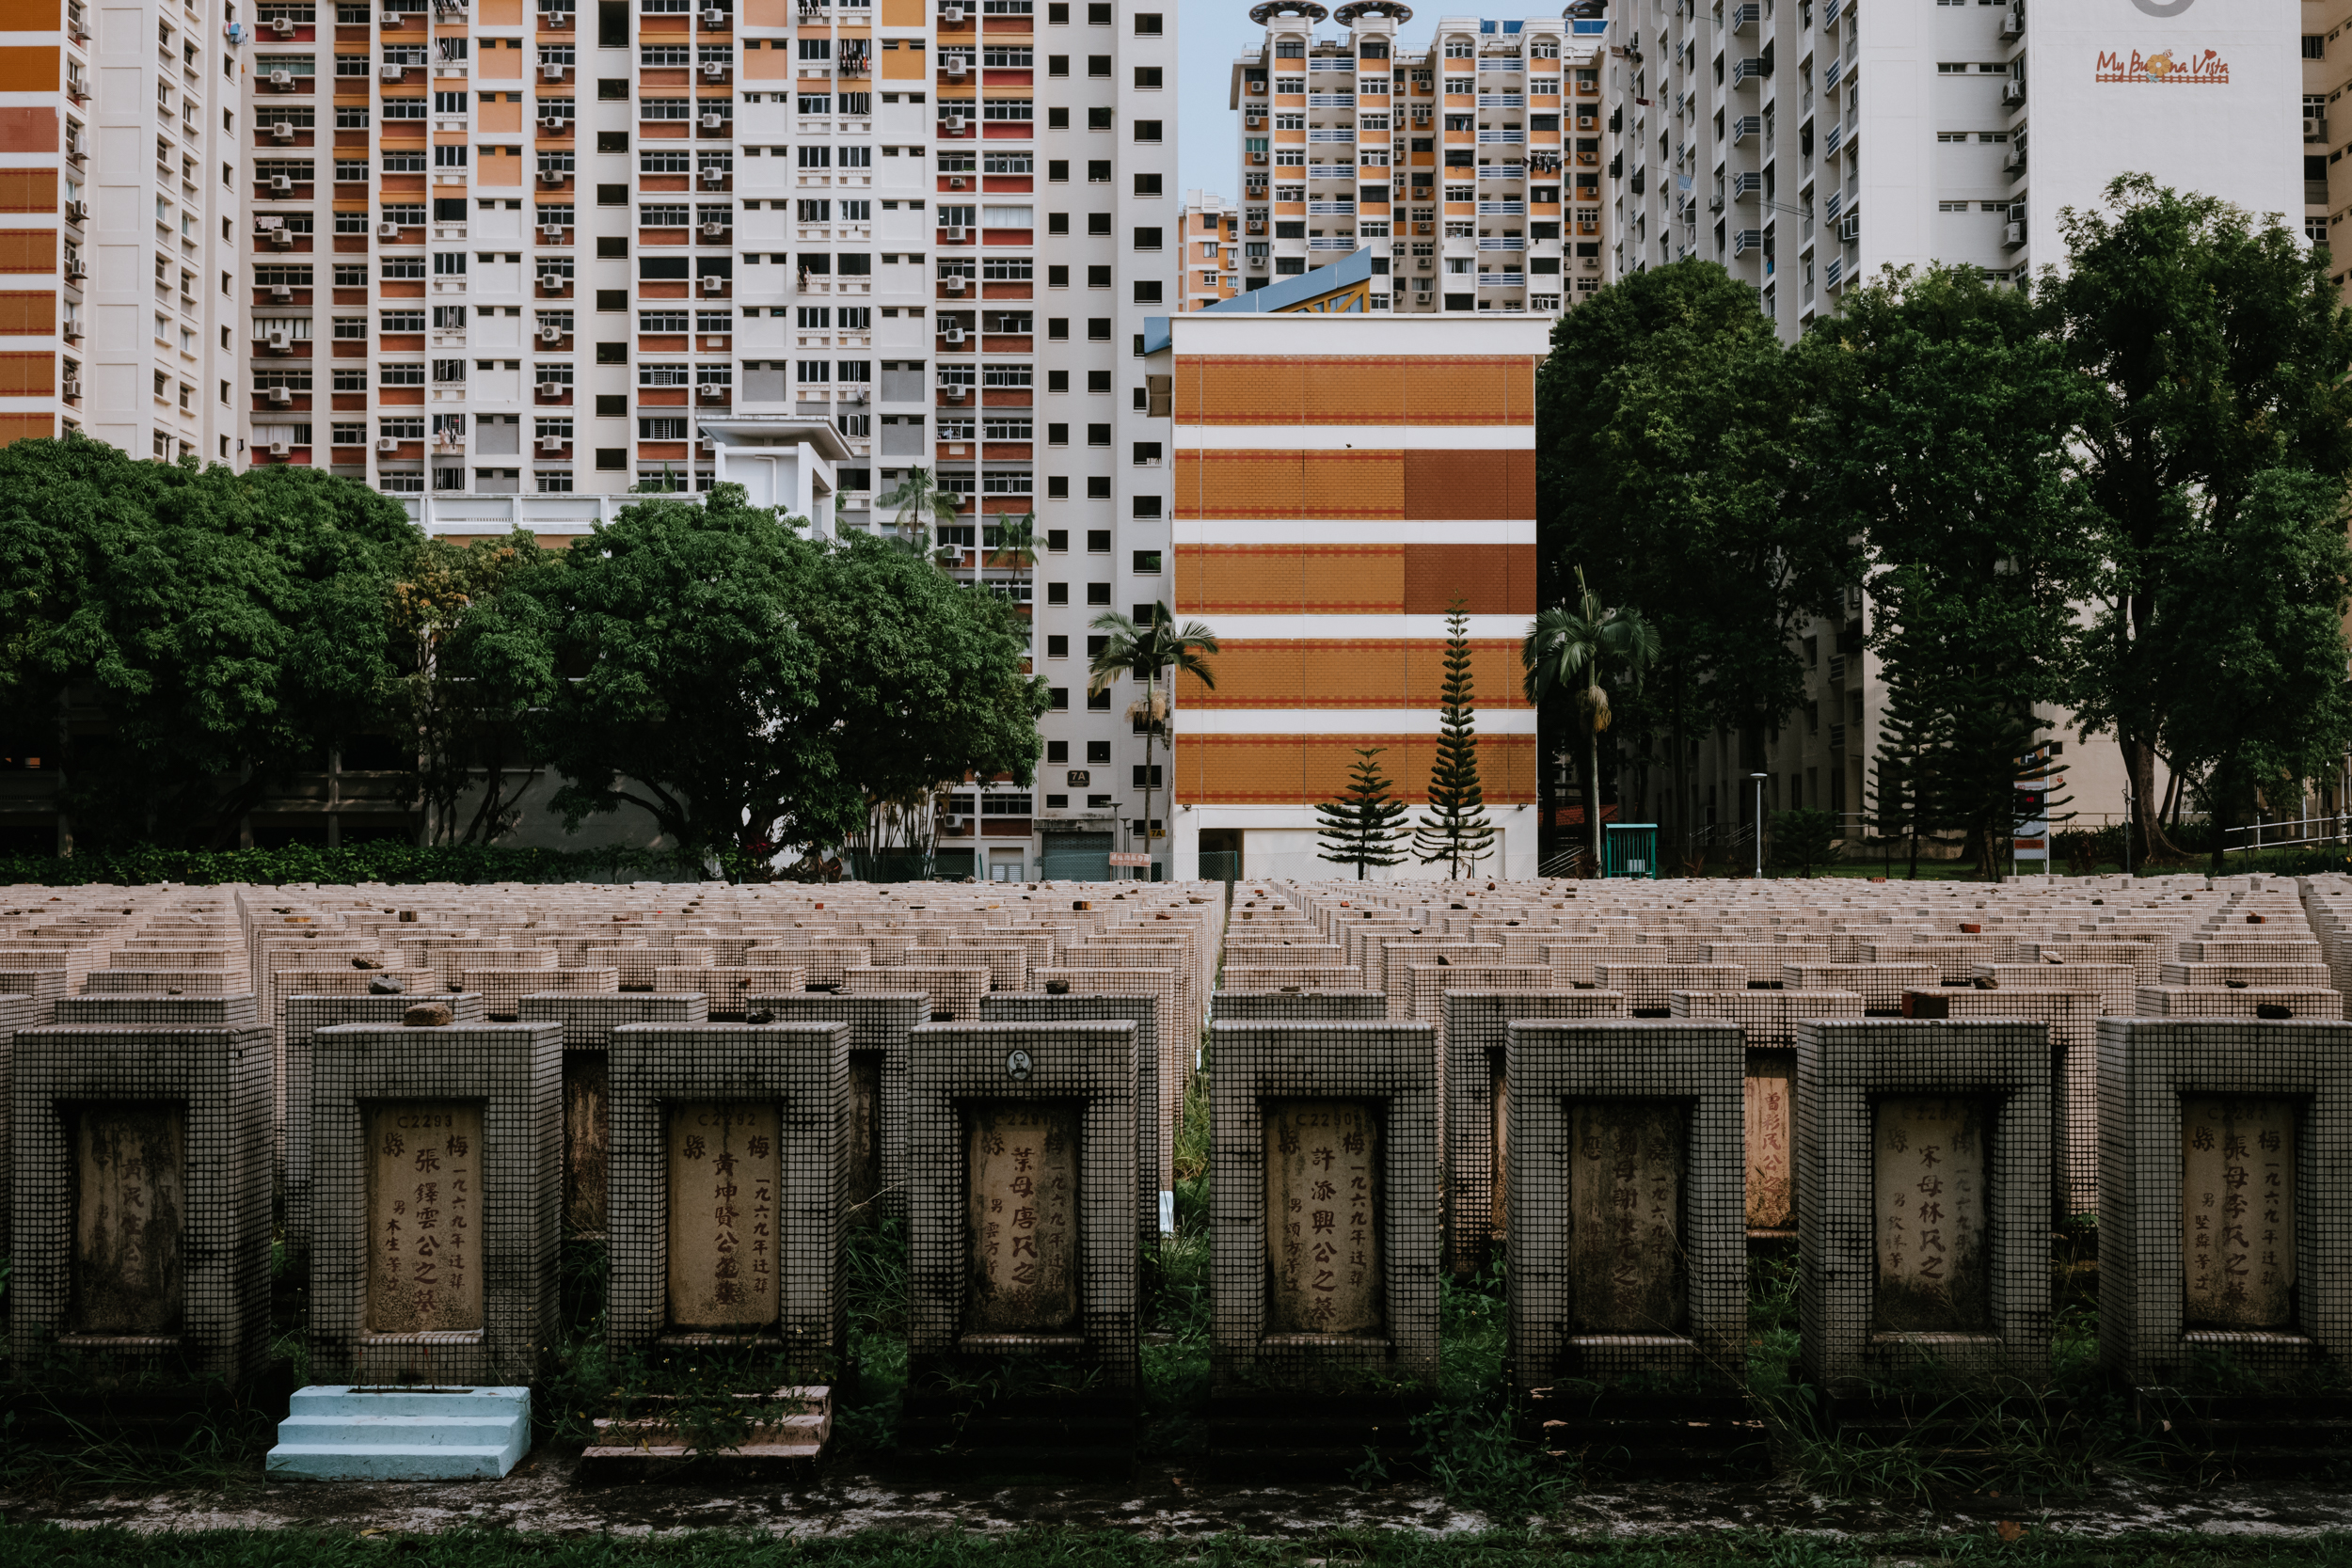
[1087,602,1219,879]
[1522,567,1661,875]
[876,466,961,555]
[984,509,1038,573]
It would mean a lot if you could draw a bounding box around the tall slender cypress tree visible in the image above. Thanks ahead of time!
[1316,746,1409,879]
[1414,604,1498,876]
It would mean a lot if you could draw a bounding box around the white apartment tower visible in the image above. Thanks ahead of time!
[1609,0,2300,338]
[1230,3,1608,315]
[217,0,1172,878]
[0,0,239,460]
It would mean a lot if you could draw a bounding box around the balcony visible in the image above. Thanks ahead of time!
[1731,56,1768,87]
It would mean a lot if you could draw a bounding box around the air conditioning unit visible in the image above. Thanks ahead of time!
[271,120,296,141]
[270,175,294,193]
[698,275,725,293]
[699,111,724,129]
[944,276,966,293]
[943,325,966,344]
[2003,219,2025,247]
[699,7,726,22]
[270,282,294,300]
[377,436,399,451]
[64,200,88,223]
[943,224,966,241]
[1245,219,1265,233]
[2004,146,2026,173]
[537,435,566,451]
[380,62,405,79]
[268,385,293,404]
[699,220,725,238]
[267,330,292,351]
[697,384,728,401]
[538,268,568,285]
[63,258,87,279]
[539,168,565,183]
[546,7,572,22]
[270,14,295,34]
[1708,192,1724,213]
[376,220,403,239]
[699,170,726,187]
[945,113,966,133]
[535,381,565,398]
[1245,114,1263,128]
[1580,255,1598,270]
[268,440,290,457]
[938,382,966,400]
[944,59,967,78]
[66,138,86,164]
[540,62,566,81]
[269,229,294,247]
[947,175,967,187]
[268,69,294,87]
[2001,79,2025,104]
[941,2,965,17]
[1999,7,2021,37]
[379,8,405,21]
[701,60,725,79]
[61,377,82,398]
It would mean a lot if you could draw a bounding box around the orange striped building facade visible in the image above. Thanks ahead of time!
[1163,314,1549,882]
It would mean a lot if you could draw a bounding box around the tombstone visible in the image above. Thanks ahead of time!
[1206,1020,1438,1479]
[516,992,710,1237]
[307,1020,561,1386]
[981,990,1161,1249]
[898,1020,1138,1472]
[747,991,924,1227]
[1903,987,2100,1227]
[1504,1020,1749,1459]
[1670,989,1866,1237]
[1796,1020,2051,1393]
[1438,990,1629,1275]
[2099,1019,2352,1403]
[8,1021,272,1386]
[604,1022,848,1366]
[0,992,40,1262]
[1211,990,1387,1022]
[280,991,490,1252]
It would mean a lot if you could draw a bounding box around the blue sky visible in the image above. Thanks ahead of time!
[1175,3,1581,200]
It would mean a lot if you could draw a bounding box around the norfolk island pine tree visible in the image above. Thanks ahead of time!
[1413,602,1499,877]
[1316,746,1410,879]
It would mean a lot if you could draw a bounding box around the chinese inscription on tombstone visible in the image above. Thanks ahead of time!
[1264,1101,1384,1336]
[2182,1095,2296,1328]
[1744,1053,1795,1230]
[667,1101,781,1330]
[1566,1101,1687,1335]
[964,1102,1080,1333]
[365,1102,484,1335]
[848,1056,882,1218]
[72,1104,185,1335]
[1873,1096,1991,1333]
[565,1057,606,1235]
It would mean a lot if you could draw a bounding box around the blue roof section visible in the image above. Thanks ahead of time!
[1142,316,1172,355]
[1200,247,1375,314]
[1571,17,1606,31]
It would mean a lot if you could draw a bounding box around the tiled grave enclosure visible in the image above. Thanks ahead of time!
[3,872,2348,1468]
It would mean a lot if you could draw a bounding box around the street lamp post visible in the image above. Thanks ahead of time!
[1750,772,1769,879]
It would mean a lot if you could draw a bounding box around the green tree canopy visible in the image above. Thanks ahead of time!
[501,487,1044,864]
[2053,175,2352,859]
[0,436,420,848]
[1535,260,1856,851]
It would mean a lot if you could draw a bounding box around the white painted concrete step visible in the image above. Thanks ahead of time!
[266,1385,531,1481]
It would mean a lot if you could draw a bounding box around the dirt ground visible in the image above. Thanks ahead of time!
[9,1447,2352,1541]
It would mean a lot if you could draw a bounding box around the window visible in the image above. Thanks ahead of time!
[2307,34,2327,59]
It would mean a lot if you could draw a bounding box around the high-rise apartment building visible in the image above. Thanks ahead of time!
[0,0,239,460]
[1174,188,1237,309]
[0,0,1185,874]
[1228,5,1607,316]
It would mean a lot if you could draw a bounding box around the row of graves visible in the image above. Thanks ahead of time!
[5,869,2352,1480]
[0,877,1220,1475]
